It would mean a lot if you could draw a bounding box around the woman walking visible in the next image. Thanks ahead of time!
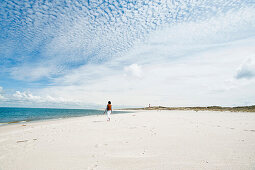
[104,101,112,121]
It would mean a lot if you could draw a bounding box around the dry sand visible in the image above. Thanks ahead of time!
[0,110,255,170]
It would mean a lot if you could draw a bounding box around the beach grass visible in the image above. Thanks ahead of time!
[121,105,255,112]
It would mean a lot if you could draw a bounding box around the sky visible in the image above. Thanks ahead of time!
[0,0,255,109]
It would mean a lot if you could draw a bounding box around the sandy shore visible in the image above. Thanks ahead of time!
[0,110,255,170]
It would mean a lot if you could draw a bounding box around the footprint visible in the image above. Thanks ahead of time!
[17,140,28,143]
[93,121,104,123]
[88,163,98,170]
[141,149,146,155]
[243,129,255,132]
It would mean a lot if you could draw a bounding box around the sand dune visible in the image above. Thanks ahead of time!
[0,110,255,170]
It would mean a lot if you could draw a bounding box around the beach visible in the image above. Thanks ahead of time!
[0,110,255,170]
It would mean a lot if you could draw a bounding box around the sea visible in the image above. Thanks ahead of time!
[0,107,129,125]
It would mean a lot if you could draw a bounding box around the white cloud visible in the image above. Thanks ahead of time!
[0,87,5,100]
[12,90,87,106]
[235,57,255,79]
[10,64,56,81]
[0,95,4,100]
[37,26,255,107]
[14,7,254,107]
[13,91,41,101]
[2,0,254,81]
[124,64,143,78]
[1,1,255,107]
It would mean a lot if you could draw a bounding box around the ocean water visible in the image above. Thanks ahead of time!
[0,107,128,124]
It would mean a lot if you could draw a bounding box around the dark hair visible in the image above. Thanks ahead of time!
[108,101,111,104]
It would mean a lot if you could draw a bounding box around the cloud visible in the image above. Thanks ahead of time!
[235,58,255,79]
[13,91,41,101]
[10,64,56,81]
[39,29,255,107]
[1,0,254,81]
[124,64,142,78]
[13,90,74,103]
[9,90,102,108]
[0,86,5,100]
[1,1,255,107]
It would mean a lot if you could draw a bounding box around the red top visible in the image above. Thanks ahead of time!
[107,104,112,111]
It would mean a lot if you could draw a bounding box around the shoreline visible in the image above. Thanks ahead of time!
[0,109,132,127]
[0,108,253,128]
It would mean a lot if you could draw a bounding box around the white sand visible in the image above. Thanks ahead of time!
[0,110,255,170]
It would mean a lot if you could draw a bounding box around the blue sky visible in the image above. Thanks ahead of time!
[0,0,255,108]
